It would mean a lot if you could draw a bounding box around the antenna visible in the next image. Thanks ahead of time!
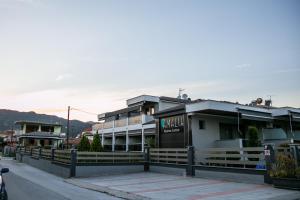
[177,88,185,99]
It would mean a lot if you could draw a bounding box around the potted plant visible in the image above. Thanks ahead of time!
[269,153,300,190]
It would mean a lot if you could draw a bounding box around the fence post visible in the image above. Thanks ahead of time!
[51,148,55,161]
[264,144,275,184]
[187,146,195,176]
[39,147,42,159]
[30,147,33,156]
[144,146,150,172]
[70,149,77,177]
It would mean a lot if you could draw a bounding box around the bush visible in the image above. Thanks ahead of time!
[270,153,296,178]
[247,126,260,147]
[145,137,156,148]
[295,167,300,179]
[77,135,90,151]
[90,133,103,152]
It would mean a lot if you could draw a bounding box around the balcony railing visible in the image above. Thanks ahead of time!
[128,115,142,125]
[115,118,127,127]
[103,121,113,129]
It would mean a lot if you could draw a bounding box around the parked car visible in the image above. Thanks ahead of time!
[0,168,9,200]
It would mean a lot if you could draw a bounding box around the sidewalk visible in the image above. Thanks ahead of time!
[0,160,120,200]
[66,172,300,200]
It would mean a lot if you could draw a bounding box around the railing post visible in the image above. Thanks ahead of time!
[144,146,150,172]
[70,149,77,177]
[187,146,195,176]
[39,147,42,159]
[30,147,33,156]
[264,144,275,184]
[51,148,55,161]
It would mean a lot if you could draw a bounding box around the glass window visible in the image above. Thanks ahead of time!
[219,123,239,140]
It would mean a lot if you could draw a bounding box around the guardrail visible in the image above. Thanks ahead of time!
[150,148,188,165]
[194,147,265,169]
[77,151,144,164]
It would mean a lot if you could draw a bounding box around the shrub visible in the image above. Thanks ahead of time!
[295,167,300,179]
[77,135,90,151]
[90,133,103,152]
[270,153,296,178]
[145,137,156,148]
[247,126,260,147]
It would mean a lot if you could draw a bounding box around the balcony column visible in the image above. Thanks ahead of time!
[38,125,41,132]
[101,132,104,147]
[126,117,129,152]
[142,125,145,152]
[112,120,115,152]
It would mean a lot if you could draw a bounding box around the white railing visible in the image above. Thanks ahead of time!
[128,115,142,125]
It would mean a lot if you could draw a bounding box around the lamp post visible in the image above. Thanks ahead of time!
[67,106,70,149]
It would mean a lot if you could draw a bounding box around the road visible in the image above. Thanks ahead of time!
[0,160,120,200]
[4,172,69,200]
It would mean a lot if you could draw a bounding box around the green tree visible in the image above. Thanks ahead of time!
[247,126,260,147]
[90,133,103,152]
[77,135,90,151]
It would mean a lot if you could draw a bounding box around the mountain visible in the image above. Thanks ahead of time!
[0,109,95,138]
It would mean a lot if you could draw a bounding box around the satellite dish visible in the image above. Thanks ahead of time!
[256,98,263,104]
[182,94,188,100]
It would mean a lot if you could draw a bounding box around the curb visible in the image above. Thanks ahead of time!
[65,179,151,200]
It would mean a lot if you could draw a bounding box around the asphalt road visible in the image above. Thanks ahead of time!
[4,172,69,200]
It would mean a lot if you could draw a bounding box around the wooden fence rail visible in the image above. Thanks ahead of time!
[77,151,144,164]
[194,147,265,169]
[41,149,52,160]
[150,148,188,165]
[53,150,71,164]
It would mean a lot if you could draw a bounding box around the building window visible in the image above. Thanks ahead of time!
[199,120,205,129]
[219,123,239,140]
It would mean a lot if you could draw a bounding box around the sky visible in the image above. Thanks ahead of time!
[0,0,300,122]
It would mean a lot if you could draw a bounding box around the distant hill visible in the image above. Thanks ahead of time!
[0,109,95,138]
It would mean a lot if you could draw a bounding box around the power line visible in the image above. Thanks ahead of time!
[71,107,98,116]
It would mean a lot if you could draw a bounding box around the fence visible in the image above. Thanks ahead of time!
[194,147,265,169]
[150,148,188,165]
[53,150,71,165]
[77,151,144,164]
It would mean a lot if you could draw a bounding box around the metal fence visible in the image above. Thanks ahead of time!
[150,148,188,165]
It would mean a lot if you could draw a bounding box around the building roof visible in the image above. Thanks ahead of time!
[15,121,63,126]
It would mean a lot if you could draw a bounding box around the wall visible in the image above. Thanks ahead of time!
[191,115,236,150]
[54,126,62,134]
[214,139,242,148]
[17,154,70,178]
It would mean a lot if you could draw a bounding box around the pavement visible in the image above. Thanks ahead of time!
[67,172,300,200]
[1,159,299,200]
[0,160,120,200]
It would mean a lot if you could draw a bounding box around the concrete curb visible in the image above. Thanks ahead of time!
[65,179,151,200]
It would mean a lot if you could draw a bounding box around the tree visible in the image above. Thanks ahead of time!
[247,126,260,147]
[90,133,103,152]
[77,135,90,151]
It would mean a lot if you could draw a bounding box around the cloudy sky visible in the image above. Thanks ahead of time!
[0,0,299,121]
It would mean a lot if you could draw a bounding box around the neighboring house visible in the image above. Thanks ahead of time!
[93,95,189,151]
[15,121,65,148]
[154,99,300,150]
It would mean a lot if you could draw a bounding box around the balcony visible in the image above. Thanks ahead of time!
[98,114,155,133]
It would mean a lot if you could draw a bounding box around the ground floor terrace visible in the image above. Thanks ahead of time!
[19,135,63,148]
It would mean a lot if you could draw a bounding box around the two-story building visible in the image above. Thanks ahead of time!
[15,121,65,148]
[93,95,189,151]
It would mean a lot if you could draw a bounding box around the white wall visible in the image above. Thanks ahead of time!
[191,115,236,150]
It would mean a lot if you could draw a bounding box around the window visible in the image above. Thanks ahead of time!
[219,123,239,140]
[199,120,205,129]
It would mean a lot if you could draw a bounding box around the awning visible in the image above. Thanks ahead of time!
[237,108,273,122]
[291,112,300,122]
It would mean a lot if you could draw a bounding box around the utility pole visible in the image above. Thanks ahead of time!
[67,106,70,149]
